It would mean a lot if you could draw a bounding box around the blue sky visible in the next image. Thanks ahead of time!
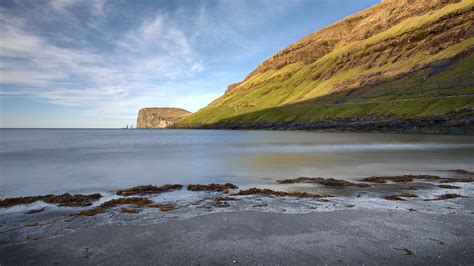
[0,0,379,128]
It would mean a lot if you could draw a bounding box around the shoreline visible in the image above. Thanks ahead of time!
[171,126,474,136]
[3,127,474,136]
[171,113,474,135]
[1,172,473,264]
[1,174,473,258]
[1,209,473,265]
[171,123,474,136]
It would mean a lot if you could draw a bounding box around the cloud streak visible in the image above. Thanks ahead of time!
[2,0,363,127]
[0,0,207,118]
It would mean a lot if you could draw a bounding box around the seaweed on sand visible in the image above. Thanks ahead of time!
[212,196,238,207]
[187,183,238,192]
[360,176,386,183]
[0,193,102,208]
[384,193,418,201]
[24,223,40,227]
[116,184,183,196]
[438,184,460,189]
[234,188,328,198]
[148,203,175,212]
[387,176,415,182]
[408,175,441,180]
[277,177,322,184]
[74,197,154,217]
[121,207,141,214]
[44,193,103,207]
[278,177,370,187]
[26,207,46,214]
[361,174,440,183]
[425,193,464,201]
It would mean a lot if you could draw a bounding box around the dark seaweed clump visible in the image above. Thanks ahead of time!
[26,207,46,214]
[438,184,460,189]
[0,193,102,208]
[234,188,327,198]
[425,193,464,201]
[187,183,238,192]
[121,207,141,214]
[384,193,418,201]
[148,203,175,212]
[75,197,155,217]
[212,196,239,207]
[278,177,370,187]
[117,184,183,196]
[73,198,181,217]
[360,176,386,183]
[361,175,440,183]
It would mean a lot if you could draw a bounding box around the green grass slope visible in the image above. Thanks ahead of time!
[176,0,474,132]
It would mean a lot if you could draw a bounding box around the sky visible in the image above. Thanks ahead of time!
[0,0,379,128]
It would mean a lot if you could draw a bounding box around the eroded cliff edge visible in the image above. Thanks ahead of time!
[136,108,191,128]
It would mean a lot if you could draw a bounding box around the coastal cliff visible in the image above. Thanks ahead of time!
[136,108,191,128]
[175,0,474,134]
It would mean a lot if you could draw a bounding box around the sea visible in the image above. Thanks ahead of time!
[1,129,473,198]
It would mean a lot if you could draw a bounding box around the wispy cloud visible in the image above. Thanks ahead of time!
[0,0,307,125]
[0,1,207,117]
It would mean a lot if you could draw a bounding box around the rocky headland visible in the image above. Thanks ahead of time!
[136,107,191,128]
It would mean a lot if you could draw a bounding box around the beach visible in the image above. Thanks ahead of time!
[1,208,473,265]
[1,177,474,265]
[1,129,473,264]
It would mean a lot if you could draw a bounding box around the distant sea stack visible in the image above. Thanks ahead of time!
[136,108,192,128]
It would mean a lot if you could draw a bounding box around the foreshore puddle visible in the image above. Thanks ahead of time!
[1,170,473,246]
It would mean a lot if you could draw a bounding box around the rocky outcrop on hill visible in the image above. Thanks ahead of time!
[136,108,191,128]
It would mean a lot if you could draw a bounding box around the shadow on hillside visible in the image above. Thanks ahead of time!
[199,54,474,133]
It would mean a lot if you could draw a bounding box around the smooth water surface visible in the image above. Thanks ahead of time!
[1,129,473,197]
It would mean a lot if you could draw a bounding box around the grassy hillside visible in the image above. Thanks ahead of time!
[176,0,474,132]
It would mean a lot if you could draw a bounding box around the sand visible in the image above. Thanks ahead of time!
[1,209,473,265]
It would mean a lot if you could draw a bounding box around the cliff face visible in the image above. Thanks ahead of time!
[176,0,474,133]
[136,108,191,128]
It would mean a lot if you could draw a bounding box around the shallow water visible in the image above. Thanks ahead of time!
[2,129,474,246]
[1,129,473,197]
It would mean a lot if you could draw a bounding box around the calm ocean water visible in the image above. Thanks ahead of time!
[1,129,473,198]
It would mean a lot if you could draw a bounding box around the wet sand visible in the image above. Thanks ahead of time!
[1,208,473,265]
[1,173,473,265]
